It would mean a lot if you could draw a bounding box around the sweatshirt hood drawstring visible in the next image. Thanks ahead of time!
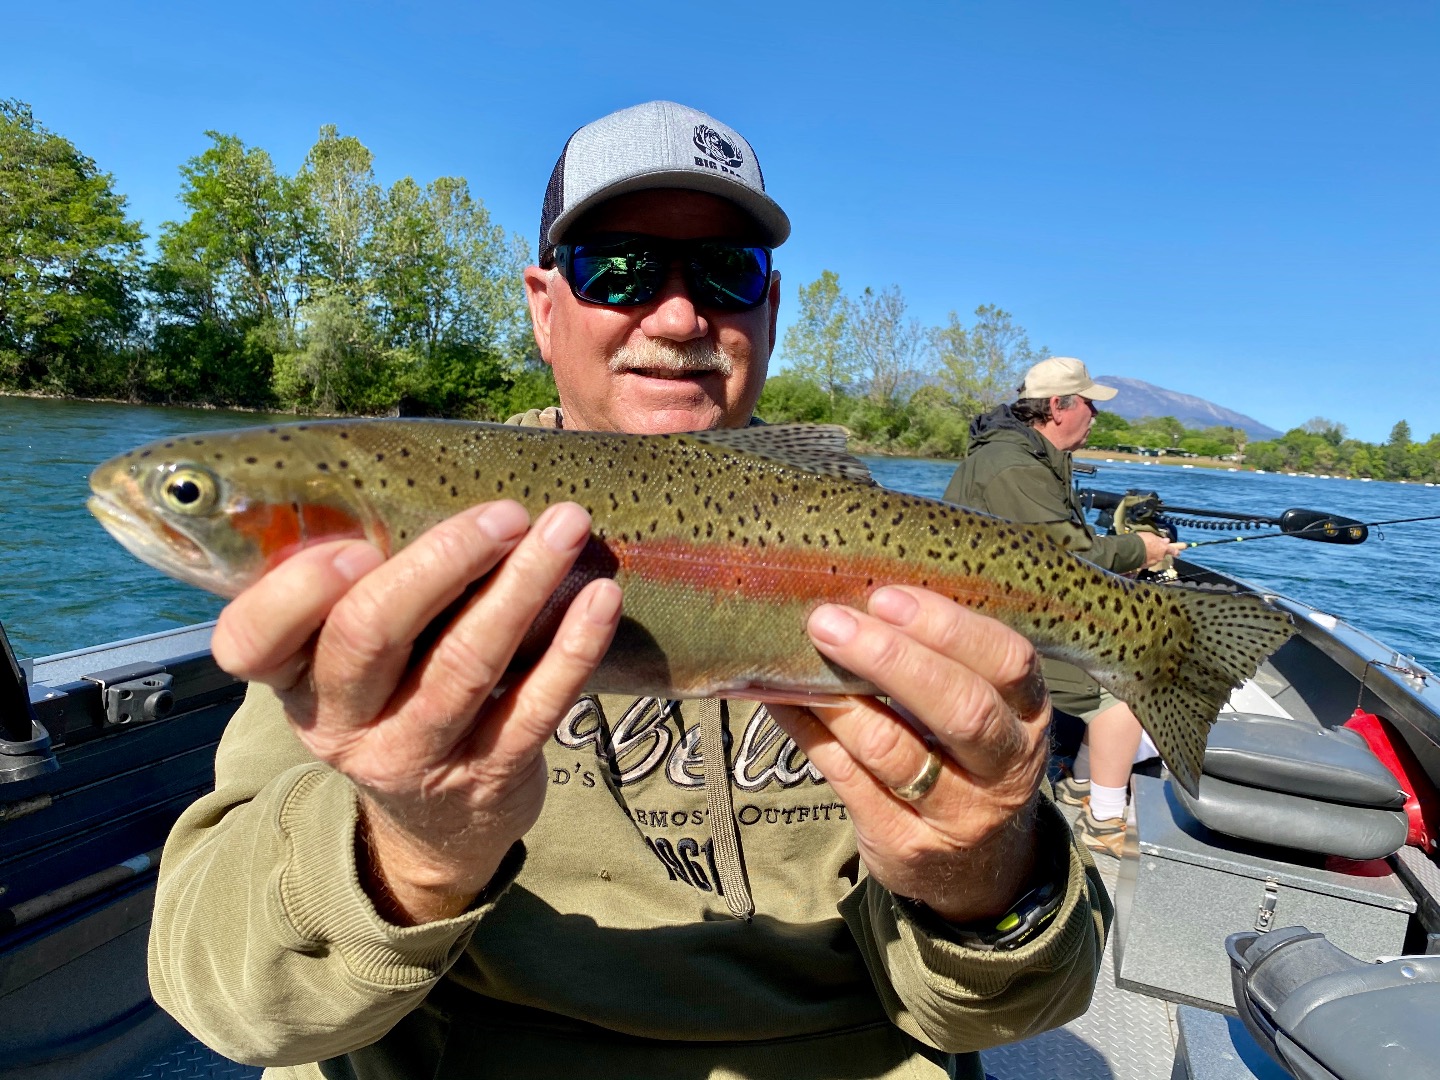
[696,698,755,920]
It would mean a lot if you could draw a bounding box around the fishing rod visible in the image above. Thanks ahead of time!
[1075,487,1432,548]
[1181,513,1440,548]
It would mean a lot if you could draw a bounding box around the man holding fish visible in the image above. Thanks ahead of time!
[137,102,1153,1079]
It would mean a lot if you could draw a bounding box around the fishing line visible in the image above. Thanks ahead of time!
[1180,512,1440,548]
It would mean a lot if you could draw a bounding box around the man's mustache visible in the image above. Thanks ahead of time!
[609,340,734,377]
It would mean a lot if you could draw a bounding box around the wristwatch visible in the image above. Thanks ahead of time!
[896,871,1065,952]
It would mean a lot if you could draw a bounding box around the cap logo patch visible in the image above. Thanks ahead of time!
[693,124,744,169]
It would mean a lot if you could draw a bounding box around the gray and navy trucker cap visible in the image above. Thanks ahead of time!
[538,101,791,266]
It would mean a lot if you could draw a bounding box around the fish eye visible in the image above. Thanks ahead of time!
[160,466,219,515]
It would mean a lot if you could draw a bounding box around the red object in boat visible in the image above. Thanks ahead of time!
[1343,708,1440,853]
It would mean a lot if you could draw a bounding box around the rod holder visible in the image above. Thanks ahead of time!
[0,617,58,783]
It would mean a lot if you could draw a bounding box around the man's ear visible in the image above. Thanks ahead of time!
[523,265,556,366]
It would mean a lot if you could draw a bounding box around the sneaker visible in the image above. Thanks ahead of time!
[1074,806,1126,860]
[1054,775,1091,808]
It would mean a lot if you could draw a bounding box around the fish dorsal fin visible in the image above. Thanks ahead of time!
[682,424,875,484]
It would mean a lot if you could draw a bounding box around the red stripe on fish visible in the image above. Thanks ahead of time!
[610,536,1064,619]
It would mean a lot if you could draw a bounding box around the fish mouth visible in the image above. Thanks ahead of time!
[87,492,215,581]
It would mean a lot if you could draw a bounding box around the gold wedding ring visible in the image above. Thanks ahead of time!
[890,750,943,802]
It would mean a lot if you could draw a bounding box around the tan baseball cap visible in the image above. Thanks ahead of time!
[1019,357,1118,401]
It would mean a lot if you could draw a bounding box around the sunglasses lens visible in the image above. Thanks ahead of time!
[560,237,771,310]
[567,241,665,306]
[689,244,771,310]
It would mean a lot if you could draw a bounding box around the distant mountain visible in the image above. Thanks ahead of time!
[1094,376,1283,441]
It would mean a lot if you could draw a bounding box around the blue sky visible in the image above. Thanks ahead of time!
[9,2,1435,443]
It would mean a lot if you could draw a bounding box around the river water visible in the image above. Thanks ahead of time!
[3,397,1437,673]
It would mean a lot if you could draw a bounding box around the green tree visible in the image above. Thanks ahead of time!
[780,271,856,405]
[271,293,390,414]
[1384,420,1415,480]
[299,125,380,297]
[1087,410,1133,449]
[368,175,533,416]
[162,132,309,328]
[758,371,834,423]
[896,383,970,457]
[1302,416,1347,447]
[849,284,924,407]
[148,132,310,405]
[933,305,1044,420]
[0,100,145,394]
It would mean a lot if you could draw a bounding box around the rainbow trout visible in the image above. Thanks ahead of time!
[88,420,1292,794]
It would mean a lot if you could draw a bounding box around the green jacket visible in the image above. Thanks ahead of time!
[943,406,1145,705]
[148,409,1112,1080]
[943,407,1145,573]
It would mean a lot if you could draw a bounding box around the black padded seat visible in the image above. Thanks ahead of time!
[1204,715,1408,807]
[1172,714,1409,860]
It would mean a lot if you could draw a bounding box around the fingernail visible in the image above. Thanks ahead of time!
[869,587,918,626]
[477,501,530,542]
[585,580,623,624]
[332,544,383,582]
[809,605,858,646]
[542,504,591,552]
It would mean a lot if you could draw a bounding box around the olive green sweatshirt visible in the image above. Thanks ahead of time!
[150,687,1109,1080]
[943,406,1146,574]
[944,406,1145,708]
[148,406,1112,1079]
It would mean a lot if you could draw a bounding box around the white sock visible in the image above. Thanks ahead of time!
[1089,783,1128,822]
[1073,743,1092,781]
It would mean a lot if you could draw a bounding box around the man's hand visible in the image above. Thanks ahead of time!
[766,587,1053,924]
[210,501,622,926]
[1139,530,1186,568]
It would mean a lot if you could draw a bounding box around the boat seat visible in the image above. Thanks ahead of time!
[1172,714,1409,860]
[1227,925,1440,1080]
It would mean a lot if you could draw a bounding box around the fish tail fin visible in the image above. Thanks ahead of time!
[1106,588,1294,797]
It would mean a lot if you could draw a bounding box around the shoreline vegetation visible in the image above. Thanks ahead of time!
[5,100,1438,484]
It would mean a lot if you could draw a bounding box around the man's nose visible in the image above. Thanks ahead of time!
[639,263,709,343]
